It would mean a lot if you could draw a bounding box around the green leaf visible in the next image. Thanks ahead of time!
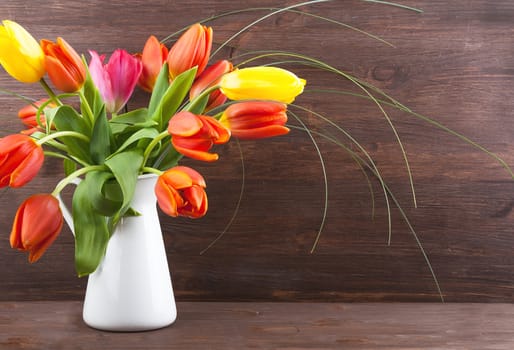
[90,105,113,164]
[151,66,197,130]
[153,143,183,170]
[148,63,171,116]
[86,171,123,216]
[110,108,157,136]
[114,127,159,155]
[52,105,92,163]
[63,158,77,177]
[104,150,144,228]
[110,108,153,125]
[186,94,209,115]
[72,175,110,277]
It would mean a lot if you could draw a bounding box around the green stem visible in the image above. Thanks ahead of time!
[142,167,163,175]
[142,130,170,166]
[51,165,106,196]
[78,89,95,125]
[39,79,62,106]
[36,130,90,145]
[184,85,219,112]
[43,151,69,160]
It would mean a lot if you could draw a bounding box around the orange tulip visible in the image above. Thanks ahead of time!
[0,134,44,188]
[41,37,86,92]
[136,35,168,92]
[155,166,208,218]
[168,111,230,162]
[18,98,56,130]
[167,23,212,80]
[220,101,289,139]
[190,60,233,112]
[10,194,63,262]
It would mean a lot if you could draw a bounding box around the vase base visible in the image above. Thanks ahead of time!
[83,315,177,332]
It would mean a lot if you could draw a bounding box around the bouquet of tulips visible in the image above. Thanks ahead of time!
[0,20,305,276]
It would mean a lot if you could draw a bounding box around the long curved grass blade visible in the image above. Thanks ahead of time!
[200,139,246,255]
[161,1,418,47]
[211,0,334,58]
[288,111,329,252]
[289,124,377,220]
[291,125,443,301]
[291,103,393,245]
[0,87,36,104]
[360,0,423,13]
[236,51,418,211]
[308,89,514,179]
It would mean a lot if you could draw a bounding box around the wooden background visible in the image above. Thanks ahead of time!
[1,0,514,302]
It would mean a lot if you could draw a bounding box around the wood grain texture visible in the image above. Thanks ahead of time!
[1,1,514,302]
[1,302,514,349]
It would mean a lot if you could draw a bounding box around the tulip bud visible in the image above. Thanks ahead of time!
[155,166,208,218]
[10,194,64,262]
[136,35,168,92]
[167,23,212,80]
[190,60,233,112]
[18,98,56,130]
[41,37,86,92]
[89,49,142,113]
[0,134,44,188]
[220,101,289,139]
[167,111,230,162]
[219,66,306,104]
[0,20,45,83]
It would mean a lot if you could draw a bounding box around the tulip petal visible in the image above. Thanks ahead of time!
[173,166,206,187]
[231,125,290,140]
[9,146,44,188]
[168,112,203,136]
[160,168,193,189]
[183,185,205,210]
[203,117,231,144]
[155,178,180,217]
[89,50,115,112]
[172,138,219,162]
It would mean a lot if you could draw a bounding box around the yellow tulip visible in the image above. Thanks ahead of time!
[0,20,45,83]
[219,66,306,104]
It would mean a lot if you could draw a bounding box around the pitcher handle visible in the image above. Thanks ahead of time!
[56,177,81,236]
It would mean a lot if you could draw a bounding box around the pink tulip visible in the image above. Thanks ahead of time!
[88,49,142,113]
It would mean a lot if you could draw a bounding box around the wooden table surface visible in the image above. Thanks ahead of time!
[1,302,513,349]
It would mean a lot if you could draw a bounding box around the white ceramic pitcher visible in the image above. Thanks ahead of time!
[59,174,176,331]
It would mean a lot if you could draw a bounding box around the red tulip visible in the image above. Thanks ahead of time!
[168,111,230,162]
[10,194,63,263]
[190,60,233,112]
[155,166,208,218]
[136,35,168,92]
[220,101,289,139]
[41,37,86,92]
[18,99,56,130]
[0,134,44,188]
[167,23,212,80]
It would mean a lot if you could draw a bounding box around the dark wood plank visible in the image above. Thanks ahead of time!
[1,302,514,349]
[1,1,514,302]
